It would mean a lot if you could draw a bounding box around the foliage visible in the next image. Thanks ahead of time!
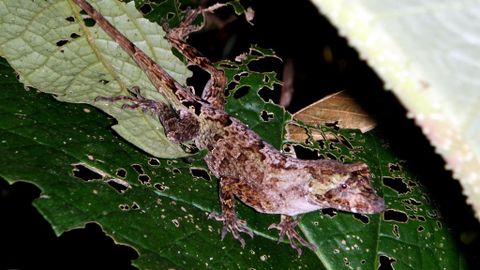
[0,0,467,269]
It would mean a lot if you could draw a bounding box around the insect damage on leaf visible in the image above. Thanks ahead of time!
[0,0,467,268]
[72,163,131,193]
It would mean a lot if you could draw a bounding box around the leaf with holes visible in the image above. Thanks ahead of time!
[310,0,480,221]
[0,0,191,158]
[0,57,322,268]
[0,1,467,270]
[219,45,287,149]
[283,123,466,268]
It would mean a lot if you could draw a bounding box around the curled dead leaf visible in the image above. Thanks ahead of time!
[286,90,376,142]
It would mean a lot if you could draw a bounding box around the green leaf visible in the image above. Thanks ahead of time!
[0,52,466,268]
[220,46,286,148]
[0,57,320,269]
[310,0,480,220]
[287,124,466,268]
[0,0,191,158]
[0,1,467,269]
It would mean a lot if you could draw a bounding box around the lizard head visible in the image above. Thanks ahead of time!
[307,162,385,214]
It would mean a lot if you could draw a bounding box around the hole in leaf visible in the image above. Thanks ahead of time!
[247,57,278,73]
[171,219,180,227]
[190,168,211,181]
[131,164,144,174]
[407,180,417,187]
[328,142,339,151]
[316,140,326,149]
[99,79,109,85]
[388,163,401,172]
[325,122,340,130]
[321,208,337,217]
[65,16,75,22]
[361,259,366,265]
[258,87,274,102]
[224,82,236,97]
[70,33,81,39]
[383,209,408,223]
[148,158,160,166]
[437,221,442,229]
[139,3,152,14]
[264,75,271,84]
[282,144,292,153]
[138,174,150,184]
[83,17,96,27]
[186,65,209,96]
[392,224,400,238]
[56,39,69,47]
[417,225,425,232]
[293,145,319,160]
[233,86,249,99]
[119,204,129,211]
[166,12,175,20]
[326,153,338,160]
[72,164,102,181]
[352,213,369,224]
[403,198,421,206]
[154,183,169,191]
[378,255,396,270]
[260,110,274,122]
[233,73,243,82]
[116,168,126,178]
[172,168,181,174]
[382,176,410,194]
[107,179,129,193]
[409,215,426,222]
[338,135,353,149]
[131,202,140,210]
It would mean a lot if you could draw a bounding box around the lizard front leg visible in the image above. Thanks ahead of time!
[96,86,199,143]
[209,177,254,247]
[268,215,317,256]
[165,8,227,109]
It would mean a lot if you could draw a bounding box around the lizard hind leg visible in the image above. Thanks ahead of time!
[268,215,317,256]
[209,177,254,248]
[165,6,228,109]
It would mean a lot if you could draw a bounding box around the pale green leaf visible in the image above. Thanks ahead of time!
[310,0,480,220]
[0,0,191,158]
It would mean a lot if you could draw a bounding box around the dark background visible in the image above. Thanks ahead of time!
[1,0,479,269]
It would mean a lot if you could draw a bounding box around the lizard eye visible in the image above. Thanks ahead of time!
[341,184,348,189]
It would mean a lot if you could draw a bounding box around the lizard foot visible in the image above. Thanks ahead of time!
[95,86,162,114]
[268,215,317,257]
[208,212,254,248]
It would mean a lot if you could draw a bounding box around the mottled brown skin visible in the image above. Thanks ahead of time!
[75,0,385,255]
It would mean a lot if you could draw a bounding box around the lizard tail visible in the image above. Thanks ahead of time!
[73,0,190,107]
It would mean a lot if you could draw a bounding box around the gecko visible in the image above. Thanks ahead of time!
[73,0,385,255]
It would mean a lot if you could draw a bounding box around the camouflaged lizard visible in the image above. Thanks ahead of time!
[74,0,385,255]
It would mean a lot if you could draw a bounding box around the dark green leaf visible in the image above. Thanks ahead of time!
[0,0,467,269]
[0,57,321,268]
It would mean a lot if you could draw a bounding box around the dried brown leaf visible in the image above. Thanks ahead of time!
[286,90,376,142]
